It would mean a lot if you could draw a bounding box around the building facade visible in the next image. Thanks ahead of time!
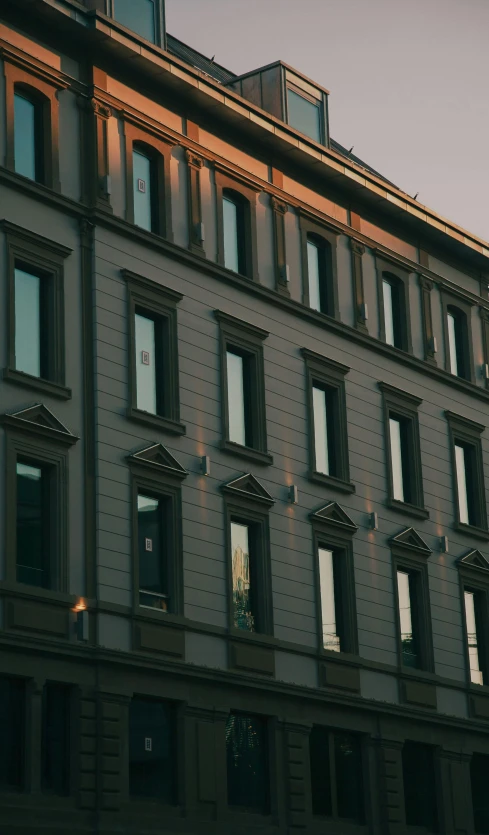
[1,1,489,832]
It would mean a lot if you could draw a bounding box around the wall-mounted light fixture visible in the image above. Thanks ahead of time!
[439,535,449,553]
[200,455,211,476]
[368,511,379,531]
[288,485,299,504]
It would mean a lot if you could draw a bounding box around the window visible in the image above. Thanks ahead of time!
[132,146,157,232]
[223,192,246,275]
[302,348,353,492]
[318,547,347,653]
[216,311,271,465]
[16,460,50,588]
[287,86,322,143]
[215,171,259,281]
[231,520,255,631]
[471,754,489,834]
[138,493,169,611]
[376,258,412,353]
[0,677,25,791]
[464,590,486,685]
[309,726,364,823]
[300,218,338,316]
[441,292,474,382]
[390,527,434,672]
[14,90,42,182]
[113,0,157,42]
[226,713,269,813]
[380,383,427,517]
[446,411,487,537]
[397,570,421,668]
[2,221,71,398]
[402,742,438,830]
[124,270,184,435]
[42,684,70,796]
[123,123,172,239]
[129,697,176,802]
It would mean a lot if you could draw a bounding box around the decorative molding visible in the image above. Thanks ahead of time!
[127,443,187,481]
[457,549,489,574]
[185,149,204,169]
[309,502,357,535]
[0,404,79,446]
[221,473,274,507]
[390,527,431,556]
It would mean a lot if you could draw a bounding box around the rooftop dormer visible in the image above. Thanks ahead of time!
[85,0,166,47]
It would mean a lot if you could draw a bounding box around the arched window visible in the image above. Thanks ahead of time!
[13,86,44,183]
[306,234,333,315]
[382,272,406,349]
[446,305,469,379]
[222,189,248,276]
[132,143,158,233]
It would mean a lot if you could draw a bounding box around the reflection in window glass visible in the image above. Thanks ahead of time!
[465,590,483,685]
[129,698,175,800]
[138,494,167,611]
[15,268,41,378]
[226,714,268,812]
[397,570,419,668]
[133,150,153,231]
[0,678,25,790]
[16,461,47,588]
[14,93,38,181]
[455,442,470,525]
[383,278,395,347]
[402,742,438,830]
[223,196,240,273]
[231,521,255,631]
[389,417,405,502]
[287,88,321,143]
[307,240,322,312]
[113,0,156,43]
[471,753,489,834]
[227,350,247,446]
[334,733,364,821]
[310,727,364,822]
[313,386,331,475]
[42,684,70,796]
[447,311,459,376]
[135,313,157,414]
[318,548,340,652]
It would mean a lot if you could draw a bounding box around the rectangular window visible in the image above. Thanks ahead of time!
[129,697,175,801]
[14,92,39,182]
[389,416,408,502]
[318,548,341,652]
[397,570,420,668]
[231,520,256,632]
[16,460,50,588]
[381,384,425,514]
[383,277,397,347]
[287,87,321,143]
[310,726,364,822]
[447,412,487,533]
[471,754,489,834]
[133,149,153,231]
[402,742,438,830]
[307,239,322,312]
[0,677,25,791]
[15,267,42,378]
[226,350,249,447]
[455,442,472,526]
[226,713,269,813]
[464,590,485,685]
[138,493,168,612]
[312,386,331,474]
[135,311,159,415]
[42,683,70,796]
[447,310,459,376]
[113,0,156,42]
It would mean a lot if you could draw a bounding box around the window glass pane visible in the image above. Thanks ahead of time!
[231,521,255,631]
[138,494,167,611]
[15,268,41,378]
[133,150,153,231]
[465,591,483,685]
[455,443,470,525]
[471,754,489,834]
[309,726,332,816]
[287,88,321,143]
[313,386,330,474]
[335,733,364,821]
[0,678,24,790]
[226,350,247,446]
[383,279,395,346]
[14,93,37,181]
[389,417,405,502]
[16,462,47,587]
[318,548,340,652]
[42,684,70,796]
[402,742,438,829]
[223,197,240,273]
[129,698,175,800]
[135,312,157,414]
[307,240,322,312]
[226,714,268,811]
[447,311,459,376]
[397,571,419,668]
[113,0,156,42]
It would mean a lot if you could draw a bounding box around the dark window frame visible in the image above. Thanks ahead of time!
[376,256,412,353]
[122,119,173,240]
[446,411,488,540]
[41,681,73,797]
[379,382,428,519]
[106,0,166,47]
[0,676,26,793]
[401,740,439,831]
[1,220,72,400]
[391,548,434,673]
[470,752,489,834]
[225,711,272,817]
[123,269,185,436]
[285,81,327,145]
[309,725,365,824]
[299,214,339,318]
[457,552,489,689]
[302,348,353,493]
[128,694,180,807]
[215,168,259,281]
[215,310,272,466]
[441,290,474,382]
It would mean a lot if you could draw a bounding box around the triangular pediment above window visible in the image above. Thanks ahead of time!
[0,404,78,445]
[310,502,357,535]
[390,527,431,556]
[457,549,489,574]
[128,444,187,480]
[221,473,274,507]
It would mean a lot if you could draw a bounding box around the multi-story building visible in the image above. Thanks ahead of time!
[1,1,489,832]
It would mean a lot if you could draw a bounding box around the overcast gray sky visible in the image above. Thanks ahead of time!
[166,0,489,242]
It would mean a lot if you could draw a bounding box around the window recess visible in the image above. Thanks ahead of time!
[441,291,474,382]
[457,549,489,688]
[122,121,173,240]
[0,677,25,792]
[446,411,487,538]
[376,257,412,353]
[129,696,176,802]
[299,216,339,318]
[111,0,165,45]
[402,741,438,830]
[471,753,489,833]
[215,169,259,281]
[225,713,270,813]
[390,527,434,672]
[309,726,364,823]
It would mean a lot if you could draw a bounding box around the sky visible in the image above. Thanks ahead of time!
[165,0,489,242]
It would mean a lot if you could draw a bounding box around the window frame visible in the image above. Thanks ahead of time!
[2,221,72,399]
[376,257,412,353]
[128,694,179,805]
[457,551,489,689]
[309,725,365,824]
[41,681,73,797]
[299,214,339,318]
[225,711,271,815]
[123,269,185,435]
[446,411,488,539]
[441,290,474,382]
[0,676,26,793]
[215,310,272,466]
[122,119,173,240]
[390,532,434,673]
[401,740,439,831]
[379,382,428,519]
[285,81,326,145]
[106,0,166,47]
[302,348,353,493]
[215,168,259,281]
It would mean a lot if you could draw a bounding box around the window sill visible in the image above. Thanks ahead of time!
[220,440,273,466]
[387,499,429,520]
[0,580,75,606]
[3,367,71,400]
[309,471,355,494]
[127,407,186,436]
[133,606,185,627]
[228,627,276,646]
[454,521,489,541]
